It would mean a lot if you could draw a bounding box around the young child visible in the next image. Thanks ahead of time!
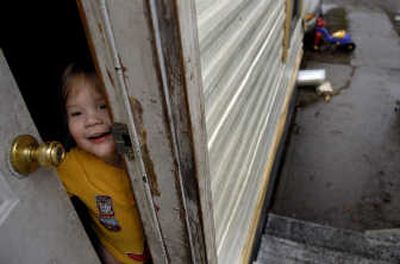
[57,63,148,264]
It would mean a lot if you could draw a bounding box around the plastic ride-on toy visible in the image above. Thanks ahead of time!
[313,16,356,52]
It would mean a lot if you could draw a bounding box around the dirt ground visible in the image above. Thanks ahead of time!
[271,0,400,231]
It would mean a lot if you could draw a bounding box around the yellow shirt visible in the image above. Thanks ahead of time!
[57,148,146,264]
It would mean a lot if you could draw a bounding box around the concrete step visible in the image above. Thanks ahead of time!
[263,213,400,263]
[255,235,392,264]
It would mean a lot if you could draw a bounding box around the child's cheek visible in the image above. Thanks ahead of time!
[102,111,112,124]
[68,119,81,142]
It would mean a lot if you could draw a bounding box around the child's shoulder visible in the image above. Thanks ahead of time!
[59,147,82,166]
[62,148,96,164]
[59,148,120,175]
[56,148,87,194]
[57,148,83,176]
[57,148,98,177]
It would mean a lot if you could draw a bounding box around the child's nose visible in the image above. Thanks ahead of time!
[85,112,102,127]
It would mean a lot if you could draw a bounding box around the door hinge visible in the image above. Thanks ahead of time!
[112,122,135,160]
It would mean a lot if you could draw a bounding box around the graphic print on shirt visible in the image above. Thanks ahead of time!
[95,195,121,231]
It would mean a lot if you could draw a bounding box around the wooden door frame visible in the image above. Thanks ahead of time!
[77,1,216,263]
[283,0,303,62]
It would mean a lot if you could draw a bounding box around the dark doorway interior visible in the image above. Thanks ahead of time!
[0,1,92,142]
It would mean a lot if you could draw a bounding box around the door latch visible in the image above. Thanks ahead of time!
[111,123,134,160]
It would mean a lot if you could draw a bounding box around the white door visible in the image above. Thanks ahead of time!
[0,51,100,264]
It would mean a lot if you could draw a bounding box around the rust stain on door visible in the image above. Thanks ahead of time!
[130,97,161,196]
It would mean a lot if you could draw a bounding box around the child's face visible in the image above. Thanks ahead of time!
[66,75,116,164]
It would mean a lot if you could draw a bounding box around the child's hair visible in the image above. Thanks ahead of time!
[61,61,97,104]
[59,61,99,150]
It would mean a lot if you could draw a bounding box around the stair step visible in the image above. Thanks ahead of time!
[255,235,392,264]
[264,213,400,262]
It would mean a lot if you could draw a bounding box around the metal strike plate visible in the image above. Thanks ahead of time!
[111,123,134,160]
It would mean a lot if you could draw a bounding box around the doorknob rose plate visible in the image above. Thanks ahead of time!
[10,135,65,176]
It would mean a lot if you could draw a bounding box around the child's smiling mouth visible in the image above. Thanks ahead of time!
[87,131,112,143]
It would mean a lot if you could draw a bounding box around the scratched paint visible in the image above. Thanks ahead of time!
[129,97,161,196]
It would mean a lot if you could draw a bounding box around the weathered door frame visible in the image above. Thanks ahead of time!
[77,1,216,263]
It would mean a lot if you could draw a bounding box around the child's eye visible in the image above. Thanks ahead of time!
[99,103,108,110]
[70,111,82,117]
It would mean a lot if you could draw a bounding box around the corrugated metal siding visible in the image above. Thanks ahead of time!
[195,0,303,263]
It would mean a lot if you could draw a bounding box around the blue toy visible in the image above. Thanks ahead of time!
[313,16,356,52]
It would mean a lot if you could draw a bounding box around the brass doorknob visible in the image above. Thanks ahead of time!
[10,135,65,176]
